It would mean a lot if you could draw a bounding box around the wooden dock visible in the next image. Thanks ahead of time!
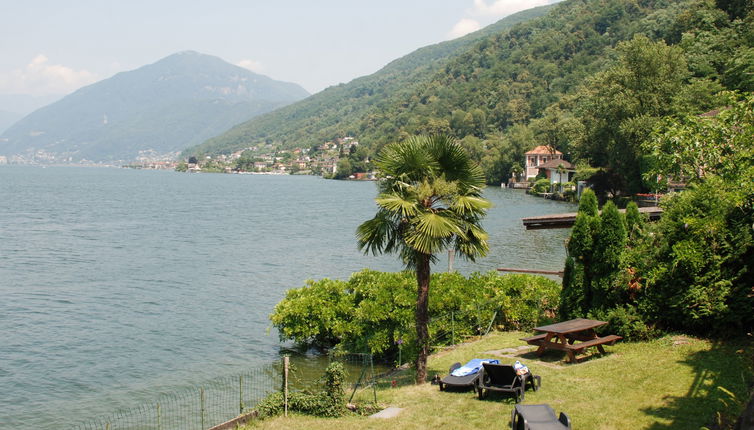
[497,268,564,277]
[522,206,663,230]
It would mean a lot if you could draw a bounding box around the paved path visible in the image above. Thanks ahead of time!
[369,407,404,419]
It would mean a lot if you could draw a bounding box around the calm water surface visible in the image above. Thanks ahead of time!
[0,166,574,428]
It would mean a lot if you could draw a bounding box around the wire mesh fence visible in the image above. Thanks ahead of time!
[328,352,378,403]
[72,298,516,429]
[427,303,500,350]
[386,297,505,367]
[73,366,280,430]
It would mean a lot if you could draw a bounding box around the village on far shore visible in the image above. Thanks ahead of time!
[129,140,587,190]
[127,136,378,180]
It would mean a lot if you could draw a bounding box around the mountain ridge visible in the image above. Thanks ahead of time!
[0,51,309,163]
[185,5,556,157]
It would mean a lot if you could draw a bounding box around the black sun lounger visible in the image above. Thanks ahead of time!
[511,404,572,429]
[476,363,526,402]
[438,362,481,391]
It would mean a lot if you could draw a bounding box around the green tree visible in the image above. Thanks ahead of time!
[590,201,627,309]
[575,35,691,195]
[334,158,353,179]
[235,150,256,171]
[562,189,600,317]
[356,135,490,383]
[563,214,596,317]
[636,178,754,332]
[560,256,582,319]
[578,188,599,217]
[644,92,754,191]
[715,0,753,19]
[624,201,644,240]
[175,161,188,172]
[530,104,581,156]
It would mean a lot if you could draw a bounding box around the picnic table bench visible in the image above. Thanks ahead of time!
[521,318,622,363]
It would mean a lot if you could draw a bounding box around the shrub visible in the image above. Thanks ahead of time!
[562,176,754,337]
[624,201,644,240]
[531,178,551,194]
[578,188,599,216]
[561,191,600,318]
[255,362,347,419]
[560,256,582,319]
[562,182,577,201]
[589,305,656,341]
[269,278,354,348]
[477,272,560,330]
[270,270,561,360]
[590,201,627,309]
[636,179,754,333]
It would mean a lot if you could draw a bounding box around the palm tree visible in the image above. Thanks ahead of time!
[556,163,567,193]
[357,134,490,383]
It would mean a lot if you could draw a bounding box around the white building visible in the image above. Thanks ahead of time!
[524,146,564,180]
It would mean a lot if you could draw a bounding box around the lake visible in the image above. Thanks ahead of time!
[0,166,575,428]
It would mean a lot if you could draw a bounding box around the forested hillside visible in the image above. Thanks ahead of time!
[189,0,753,194]
[184,5,554,156]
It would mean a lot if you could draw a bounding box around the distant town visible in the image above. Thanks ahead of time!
[147,136,375,180]
[0,136,378,180]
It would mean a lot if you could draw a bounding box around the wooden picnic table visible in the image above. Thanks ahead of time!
[521,318,622,363]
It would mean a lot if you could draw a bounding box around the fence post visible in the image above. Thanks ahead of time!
[239,375,244,414]
[200,387,205,430]
[370,354,377,403]
[156,402,161,430]
[485,310,498,336]
[451,311,455,345]
[283,356,289,417]
[476,303,481,334]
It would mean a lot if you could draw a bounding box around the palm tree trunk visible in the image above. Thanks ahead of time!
[415,253,431,384]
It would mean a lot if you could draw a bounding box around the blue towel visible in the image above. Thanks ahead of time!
[451,358,500,377]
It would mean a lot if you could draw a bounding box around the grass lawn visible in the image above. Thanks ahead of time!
[243,331,753,430]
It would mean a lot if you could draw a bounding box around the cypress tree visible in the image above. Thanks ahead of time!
[562,190,600,317]
[578,188,599,217]
[567,213,594,260]
[560,256,584,318]
[625,201,644,240]
[590,201,627,309]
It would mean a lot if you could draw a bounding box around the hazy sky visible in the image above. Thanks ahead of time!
[1,0,559,99]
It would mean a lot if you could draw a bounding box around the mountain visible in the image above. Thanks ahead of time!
[0,94,62,116]
[185,5,555,157]
[0,51,309,163]
[0,110,23,134]
[0,94,62,134]
[186,0,742,191]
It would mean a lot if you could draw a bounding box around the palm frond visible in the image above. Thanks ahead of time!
[413,212,463,239]
[378,137,438,181]
[359,133,490,268]
[405,229,453,255]
[451,195,493,215]
[454,223,490,260]
[356,210,399,256]
[375,193,418,217]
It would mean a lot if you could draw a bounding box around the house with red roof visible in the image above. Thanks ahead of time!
[524,146,564,179]
[537,159,575,184]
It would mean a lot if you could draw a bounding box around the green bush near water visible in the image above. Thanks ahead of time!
[256,362,347,418]
[270,270,560,360]
[530,178,551,194]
